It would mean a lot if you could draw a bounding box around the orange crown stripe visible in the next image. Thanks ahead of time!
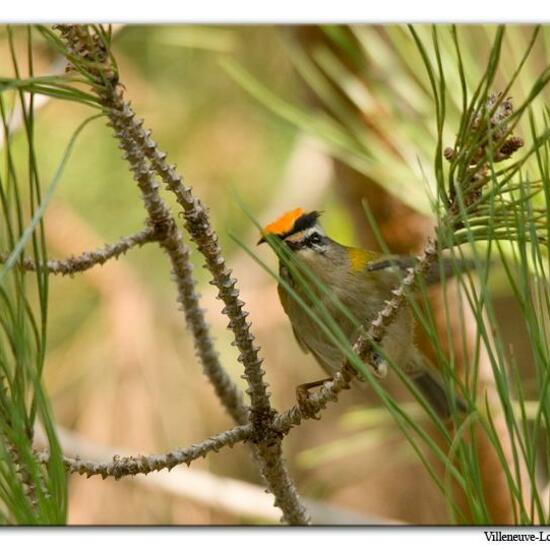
[262,207,304,236]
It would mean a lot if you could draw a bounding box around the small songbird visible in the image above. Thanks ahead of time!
[258,207,465,419]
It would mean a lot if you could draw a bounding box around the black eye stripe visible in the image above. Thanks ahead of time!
[284,232,325,250]
[305,233,324,246]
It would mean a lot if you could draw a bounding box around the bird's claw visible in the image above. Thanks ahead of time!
[296,380,329,420]
[369,351,388,379]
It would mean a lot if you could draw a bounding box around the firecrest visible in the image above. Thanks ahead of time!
[258,207,466,419]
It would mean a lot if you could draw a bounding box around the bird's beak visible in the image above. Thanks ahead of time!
[257,235,266,245]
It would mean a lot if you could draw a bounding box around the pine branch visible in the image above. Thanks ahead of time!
[34,422,377,524]
[55,25,309,525]
[53,25,248,427]
[114,122,249,426]
[117,65,312,528]
[37,424,253,480]
[4,442,41,509]
[115,74,311,527]
[121,104,272,415]
[274,371,353,434]
[0,226,156,275]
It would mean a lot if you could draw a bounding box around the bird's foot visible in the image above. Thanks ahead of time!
[369,351,388,379]
[296,377,333,420]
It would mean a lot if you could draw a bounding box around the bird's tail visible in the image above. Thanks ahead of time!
[407,350,467,419]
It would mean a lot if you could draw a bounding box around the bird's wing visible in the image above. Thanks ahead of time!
[366,255,476,285]
[291,325,310,354]
[365,255,413,274]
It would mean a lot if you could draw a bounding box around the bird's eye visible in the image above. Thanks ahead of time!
[309,233,322,246]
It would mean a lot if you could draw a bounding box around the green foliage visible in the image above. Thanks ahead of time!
[0,26,67,525]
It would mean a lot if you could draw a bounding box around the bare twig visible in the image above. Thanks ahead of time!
[35,424,382,524]
[110,114,249,425]
[124,92,311,526]
[62,27,311,524]
[5,442,42,509]
[273,370,353,433]
[38,424,253,480]
[363,239,438,350]
[55,23,310,526]
[0,226,156,275]
[54,25,248,427]
[132,116,272,415]
[131,93,312,525]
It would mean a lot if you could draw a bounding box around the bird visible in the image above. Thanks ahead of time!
[258,207,466,419]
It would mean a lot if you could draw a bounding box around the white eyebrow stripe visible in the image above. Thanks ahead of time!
[285,225,325,243]
[301,226,325,238]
